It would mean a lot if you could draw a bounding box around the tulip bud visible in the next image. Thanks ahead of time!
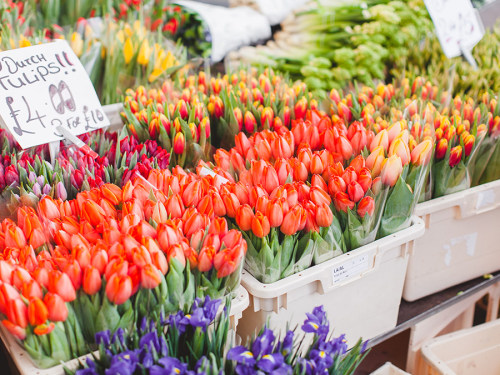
[435,138,448,160]
[410,139,433,166]
[380,155,403,187]
[251,212,270,238]
[357,196,375,217]
[236,204,254,231]
[449,146,462,168]
[244,111,257,133]
[173,132,185,154]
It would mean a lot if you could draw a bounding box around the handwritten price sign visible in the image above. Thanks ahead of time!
[0,40,109,149]
[424,0,484,59]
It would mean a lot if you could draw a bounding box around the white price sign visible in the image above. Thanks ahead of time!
[331,253,373,285]
[424,0,484,59]
[0,41,109,149]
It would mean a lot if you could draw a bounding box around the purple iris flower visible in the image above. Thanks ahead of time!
[361,340,369,354]
[227,346,256,366]
[95,330,111,347]
[111,328,126,347]
[188,307,211,331]
[301,306,329,339]
[257,353,292,374]
[139,331,160,353]
[310,349,334,371]
[168,311,187,335]
[150,357,188,375]
[279,331,294,357]
[139,349,154,369]
[252,329,275,358]
[202,296,221,322]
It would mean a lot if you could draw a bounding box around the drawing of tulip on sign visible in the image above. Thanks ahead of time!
[49,81,75,114]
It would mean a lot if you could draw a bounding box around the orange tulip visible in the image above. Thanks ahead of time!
[281,207,301,236]
[328,176,347,196]
[82,200,106,227]
[357,168,372,193]
[141,264,161,289]
[410,139,433,166]
[294,97,308,120]
[33,322,55,336]
[357,196,375,217]
[6,299,28,328]
[266,199,284,228]
[28,298,48,326]
[151,250,168,275]
[5,225,26,249]
[222,192,240,219]
[449,146,463,168]
[213,245,244,278]
[335,136,353,160]
[315,203,333,227]
[64,260,82,290]
[0,261,14,284]
[208,217,228,237]
[334,192,355,212]
[12,267,32,291]
[39,196,61,220]
[381,155,403,187]
[91,249,108,275]
[22,280,43,300]
[157,223,180,251]
[167,244,186,268]
[347,181,365,203]
[366,146,385,177]
[198,246,215,272]
[236,204,254,231]
[389,138,410,166]
[105,274,133,305]
[341,167,357,185]
[48,271,76,302]
[83,266,102,295]
[44,292,68,322]
[2,320,26,340]
[101,184,122,205]
[251,212,270,238]
[370,129,389,152]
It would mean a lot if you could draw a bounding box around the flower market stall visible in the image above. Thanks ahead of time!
[0,0,499,374]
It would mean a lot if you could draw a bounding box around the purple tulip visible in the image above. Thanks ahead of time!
[36,175,45,186]
[32,183,42,197]
[42,184,52,195]
[55,182,67,200]
[28,171,37,184]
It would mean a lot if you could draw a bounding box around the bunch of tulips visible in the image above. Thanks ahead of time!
[328,77,500,199]
[121,82,211,169]
[0,168,246,367]
[0,130,171,217]
[73,301,368,375]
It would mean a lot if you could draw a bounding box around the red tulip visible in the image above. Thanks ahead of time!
[166,195,184,219]
[244,111,257,133]
[267,199,284,228]
[236,204,254,231]
[222,192,240,219]
[167,244,186,268]
[341,167,357,185]
[2,320,26,340]
[214,245,244,278]
[5,225,26,249]
[198,246,215,272]
[64,260,82,291]
[310,186,331,206]
[328,176,347,196]
[38,197,60,220]
[281,207,301,236]
[357,168,372,193]
[22,280,43,300]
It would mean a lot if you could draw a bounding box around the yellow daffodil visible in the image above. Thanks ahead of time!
[19,36,32,48]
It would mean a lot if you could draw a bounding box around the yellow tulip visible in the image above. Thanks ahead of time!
[70,32,83,57]
[137,40,150,66]
[116,30,125,44]
[19,36,32,48]
[123,37,134,64]
[124,24,133,38]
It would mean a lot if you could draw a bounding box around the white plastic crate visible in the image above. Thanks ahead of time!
[237,217,425,346]
[0,286,248,375]
[420,319,500,375]
[370,362,411,375]
[403,179,500,301]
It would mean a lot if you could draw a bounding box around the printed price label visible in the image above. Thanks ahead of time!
[331,253,373,285]
[424,0,484,58]
[0,41,109,149]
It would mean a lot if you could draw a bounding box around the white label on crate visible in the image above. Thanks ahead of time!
[443,232,478,265]
[331,253,372,285]
[475,189,495,211]
[423,0,484,58]
[0,41,109,149]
